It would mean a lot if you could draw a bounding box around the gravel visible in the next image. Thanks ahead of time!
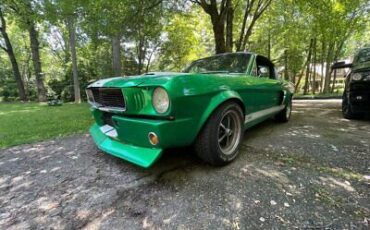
[0,99,369,229]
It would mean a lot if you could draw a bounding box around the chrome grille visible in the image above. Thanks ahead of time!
[90,88,125,109]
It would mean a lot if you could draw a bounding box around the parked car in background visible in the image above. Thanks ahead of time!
[333,47,370,119]
[86,52,294,168]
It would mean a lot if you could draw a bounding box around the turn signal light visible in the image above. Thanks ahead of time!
[148,132,159,145]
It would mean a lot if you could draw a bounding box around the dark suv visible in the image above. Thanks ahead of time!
[333,47,370,119]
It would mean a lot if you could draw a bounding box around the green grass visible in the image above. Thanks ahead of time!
[0,102,93,149]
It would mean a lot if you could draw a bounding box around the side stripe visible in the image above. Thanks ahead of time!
[245,105,285,123]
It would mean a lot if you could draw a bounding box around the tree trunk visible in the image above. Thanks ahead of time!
[225,4,234,52]
[303,39,313,95]
[267,20,271,60]
[112,33,122,76]
[0,8,27,101]
[323,42,335,93]
[295,41,314,92]
[241,16,258,51]
[137,36,146,74]
[63,30,74,99]
[320,39,326,93]
[284,49,289,81]
[28,22,47,102]
[312,38,317,94]
[67,17,81,103]
[331,68,337,93]
[211,17,226,53]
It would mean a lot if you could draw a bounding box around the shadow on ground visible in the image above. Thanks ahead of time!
[0,99,369,229]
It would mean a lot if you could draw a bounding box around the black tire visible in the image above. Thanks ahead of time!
[195,102,244,166]
[275,99,292,122]
[342,93,358,119]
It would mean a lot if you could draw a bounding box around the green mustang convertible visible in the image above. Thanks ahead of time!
[86,52,294,168]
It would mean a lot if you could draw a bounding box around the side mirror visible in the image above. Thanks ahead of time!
[258,66,269,78]
[331,61,352,70]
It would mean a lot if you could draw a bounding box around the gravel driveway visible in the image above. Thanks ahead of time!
[0,99,369,229]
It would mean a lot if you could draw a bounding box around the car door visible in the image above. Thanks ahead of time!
[255,57,283,109]
[240,55,282,113]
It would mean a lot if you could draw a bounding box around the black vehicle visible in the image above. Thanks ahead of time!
[332,47,370,119]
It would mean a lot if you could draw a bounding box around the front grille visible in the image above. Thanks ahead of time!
[350,82,370,92]
[90,87,125,108]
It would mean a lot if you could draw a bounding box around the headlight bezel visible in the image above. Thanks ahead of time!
[152,87,170,114]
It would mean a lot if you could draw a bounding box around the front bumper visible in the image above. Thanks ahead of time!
[90,123,162,168]
[348,82,370,113]
[89,108,198,167]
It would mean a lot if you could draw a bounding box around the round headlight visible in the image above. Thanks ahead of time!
[351,73,362,81]
[152,87,170,113]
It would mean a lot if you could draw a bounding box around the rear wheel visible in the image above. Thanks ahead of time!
[195,102,244,166]
[275,99,292,122]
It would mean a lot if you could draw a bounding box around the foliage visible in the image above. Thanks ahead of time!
[0,0,369,100]
[0,102,92,148]
[157,8,213,71]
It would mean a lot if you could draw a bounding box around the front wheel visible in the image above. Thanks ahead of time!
[342,93,358,119]
[195,102,244,166]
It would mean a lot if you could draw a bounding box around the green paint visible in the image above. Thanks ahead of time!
[90,123,162,168]
[88,52,294,167]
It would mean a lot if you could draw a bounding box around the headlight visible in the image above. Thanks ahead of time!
[351,73,362,81]
[86,89,94,103]
[152,87,170,113]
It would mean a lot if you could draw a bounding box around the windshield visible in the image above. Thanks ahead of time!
[183,53,251,74]
[354,48,370,63]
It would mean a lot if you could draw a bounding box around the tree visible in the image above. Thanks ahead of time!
[6,0,48,102]
[82,0,127,77]
[158,9,212,71]
[304,0,368,93]
[66,16,80,103]
[44,0,82,102]
[192,0,272,53]
[25,6,47,101]
[0,6,27,101]
[191,0,232,53]
[235,0,272,51]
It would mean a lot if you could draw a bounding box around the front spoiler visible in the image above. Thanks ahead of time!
[89,123,162,168]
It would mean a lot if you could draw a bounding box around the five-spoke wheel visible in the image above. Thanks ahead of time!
[218,110,242,156]
[195,102,244,166]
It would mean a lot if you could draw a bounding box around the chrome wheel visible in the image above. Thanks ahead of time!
[218,110,242,155]
[286,103,291,120]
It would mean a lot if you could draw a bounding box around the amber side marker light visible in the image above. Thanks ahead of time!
[148,132,159,145]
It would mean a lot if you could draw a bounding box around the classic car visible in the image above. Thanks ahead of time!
[332,47,370,119]
[86,52,294,168]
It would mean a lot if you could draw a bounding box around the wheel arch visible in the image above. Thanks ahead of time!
[194,91,245,142]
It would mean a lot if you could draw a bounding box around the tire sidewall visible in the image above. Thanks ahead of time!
[285,100,292,121]
[211,103,244,163]
[342,93,355,119]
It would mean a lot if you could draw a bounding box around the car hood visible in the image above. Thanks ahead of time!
[87,72,189,88]
[353,60,370,72]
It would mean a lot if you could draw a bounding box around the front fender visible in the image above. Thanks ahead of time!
[195,90,244,135]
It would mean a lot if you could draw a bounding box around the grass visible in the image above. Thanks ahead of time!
[0,102,93,149]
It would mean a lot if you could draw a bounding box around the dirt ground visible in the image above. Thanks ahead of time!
[0,99,369,229]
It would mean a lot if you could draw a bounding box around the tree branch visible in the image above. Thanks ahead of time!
[0,43,8,52]
[143,0,163,11]
[0,7,7,31]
